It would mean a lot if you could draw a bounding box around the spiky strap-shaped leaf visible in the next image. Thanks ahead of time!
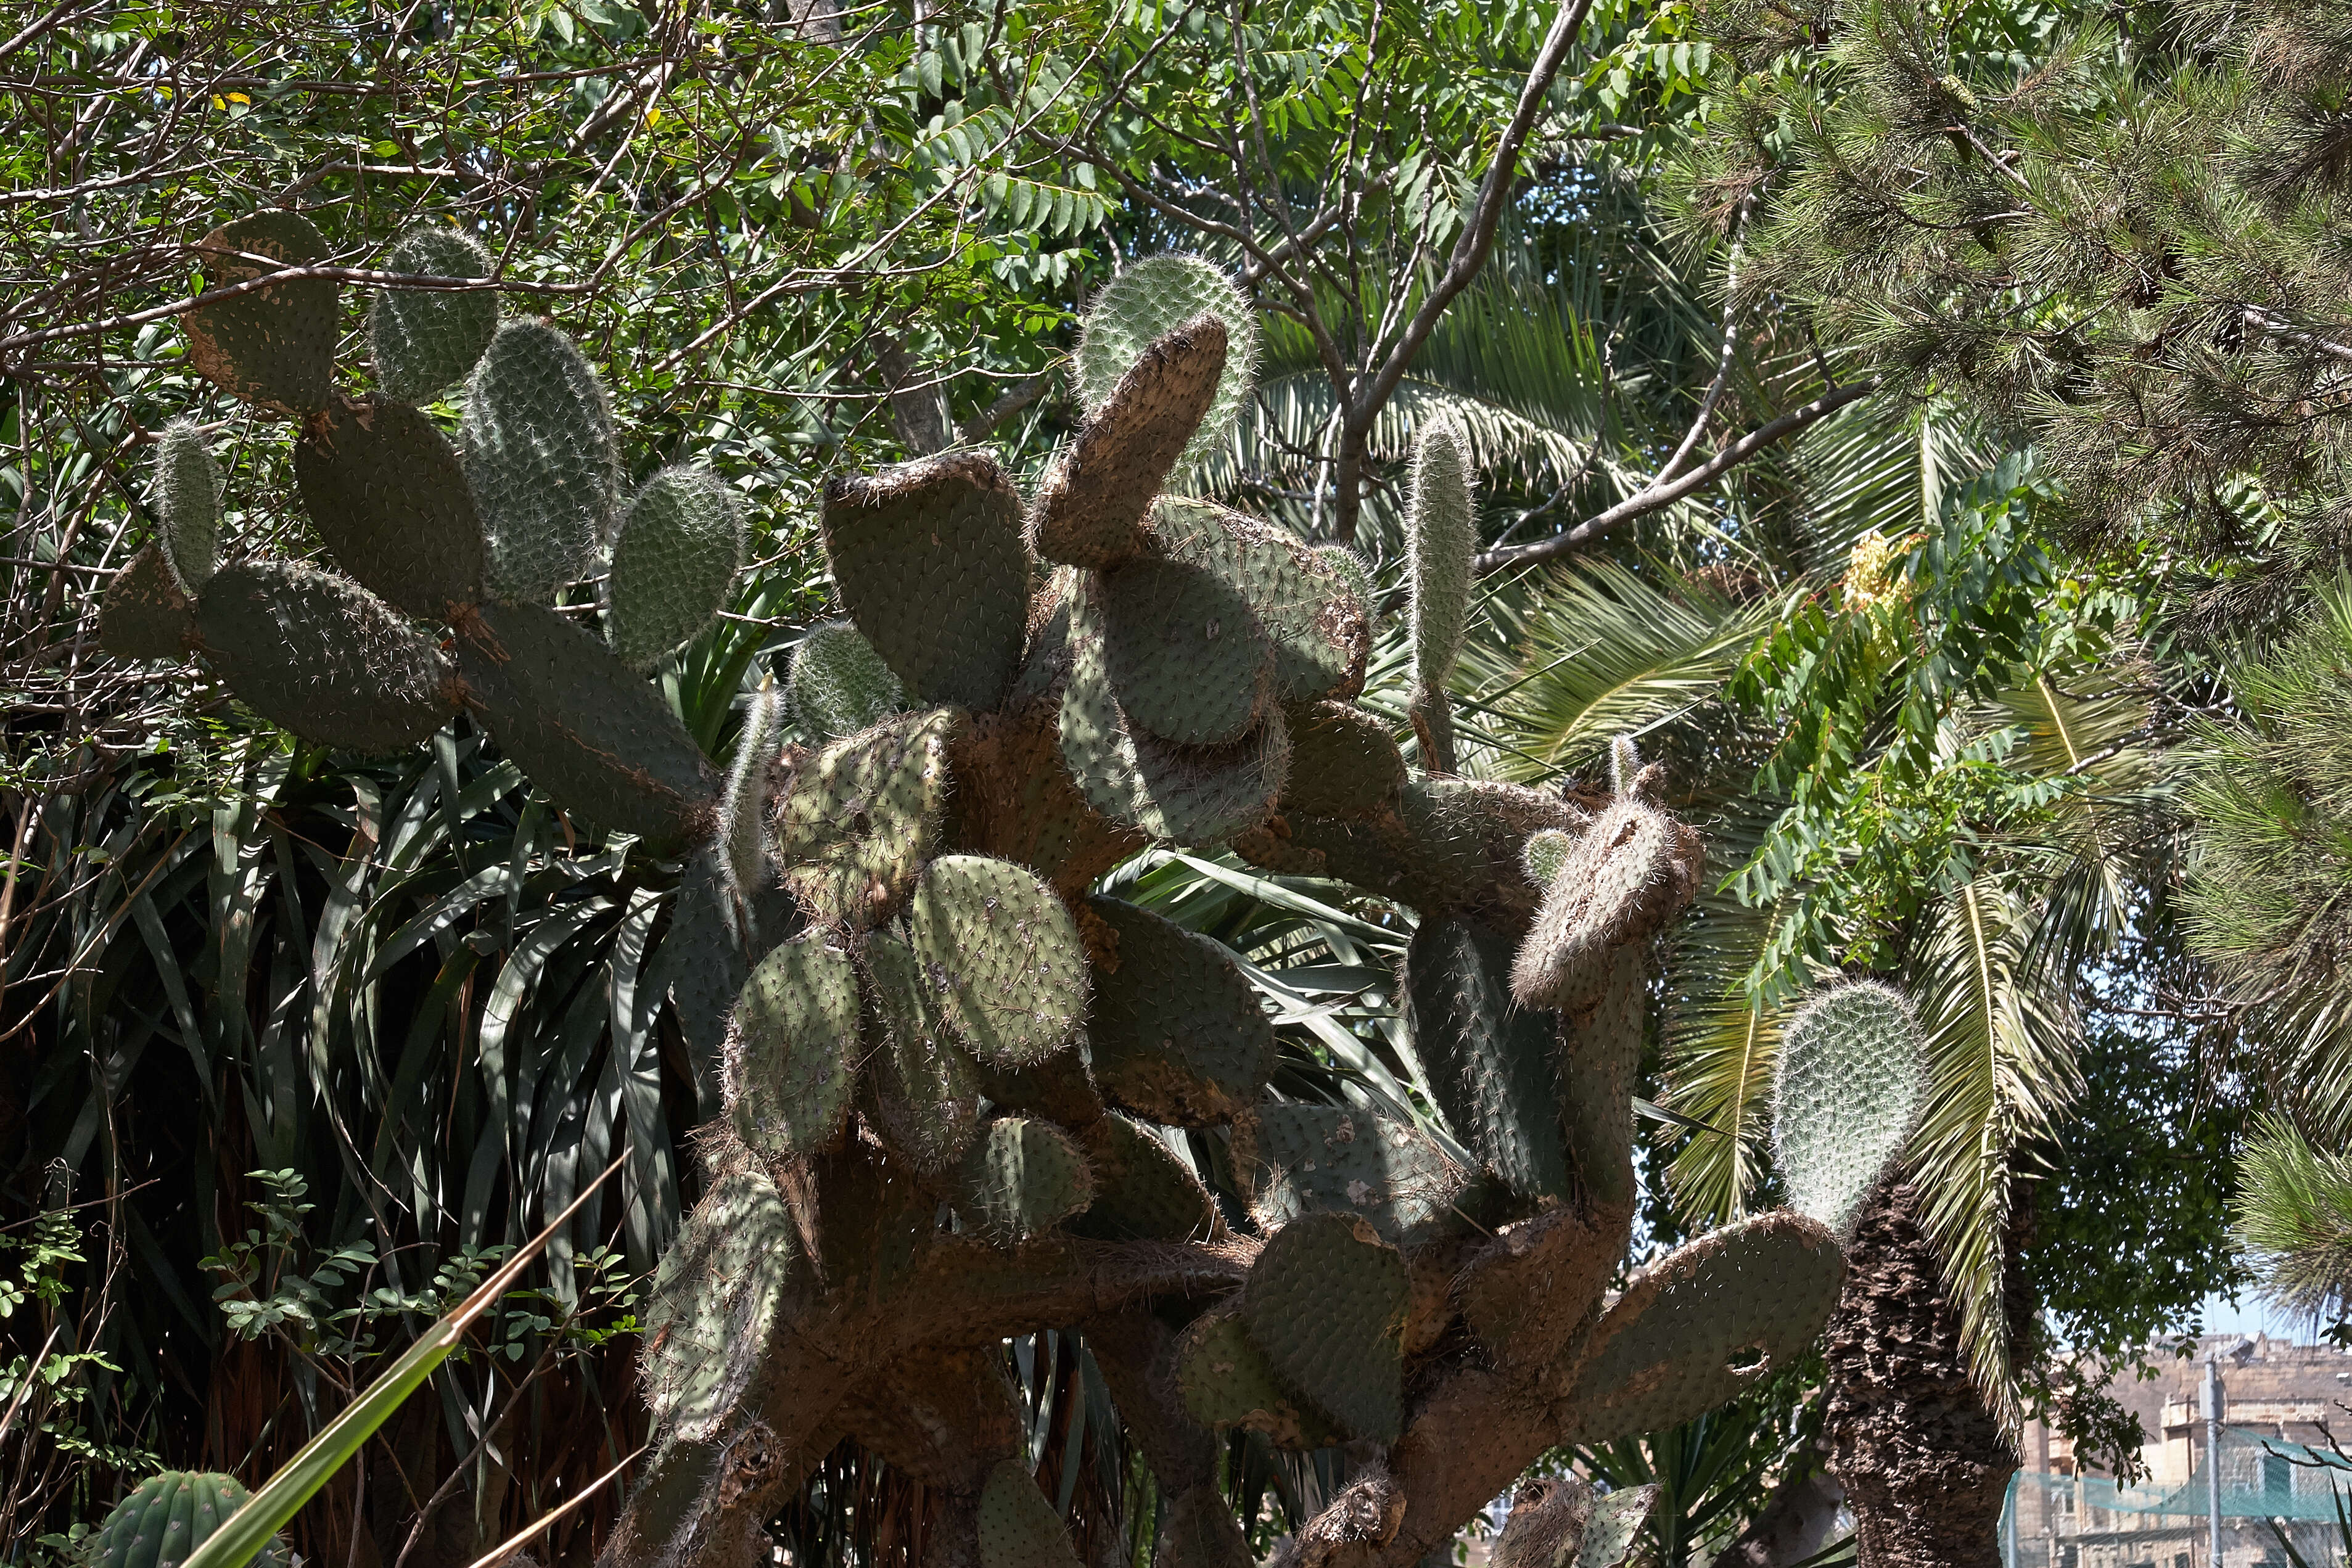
[369,223,499,402]
[821,451,1029,712]
[461,317,618,604]
[908,855,1088,1067]
[294,393,486,620]
[607,466,743,671]
[197,560,458,752]
[1407,916,1569,1202]
[1552,1212,1844,1445]
[100,544,194,662]
[953,1116,1095,1241]
[152,419,221,593]
[1232,1103,1474,1249]
[455,599,717,847]
[1030,314,1228,569]
[1241,1212,1408,1443]
[87,1471,287,1568]
[183,209,338,417]
[725,929,861,1160]
[978,1459,1083,1568]
[1774,980,1928,1235]
[1077,255,1260,467]
[861,926,982,1177]
[1083,895,1277,1125]
[774,707,958,928]
[788,620,904,741]
[1173,1303,1343,1451]
[641,1160,798,1442]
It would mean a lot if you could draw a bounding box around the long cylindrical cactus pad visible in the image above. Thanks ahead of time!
[99,230,1867,1568]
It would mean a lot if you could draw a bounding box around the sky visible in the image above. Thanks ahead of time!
[2198,1289,2321,1344]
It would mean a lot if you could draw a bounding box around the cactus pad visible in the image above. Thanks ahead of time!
[773,707,957,926]
[152,419,221,593]
[1066,1114,1220,1242]
[1407,424,1474,694]
[86,1470,286,1568]
[197,561,457,752]
[461,317,618,603]
[606,466,744,670]
[978,1458,1083,1568]
[1155,500,1367,703]
[952,1116,1095,1241]
[1512,798,1700,1016]
[1774,980,1928,1235]
[100,544,195,662]
[1578,1484,1661,1568]
[1557,949,1644,1213]
[789,620,905,741]
[1172,1303,1343,1450]
[861,926,983,1176]
[1077,255,1259,467]
[1553,1212,1844,1445]
[641,1160,798,1442]
[1314,544,1375,620]
[1280,701,1406,818]
[1232,1103,1474,1248]
[1522,827,1575,889]
[1083,895,1277,1125]
[821,452,1029,712]
[1241,1212,1408,1442]
[1098,554,1274,745]
[183,209,338,416]
[908,854,1088,1067]
[1407,916,1571,1202]
[725,929,861,1160]
[294,393,486,619]
[369,223,499,402]
[721,680,784,899]
[455,599,717,847]
[1030,314,1227,569]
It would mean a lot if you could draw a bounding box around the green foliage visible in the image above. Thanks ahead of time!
[2235,1115,2352,1325]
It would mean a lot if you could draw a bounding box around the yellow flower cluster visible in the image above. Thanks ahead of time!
[1840,531,1917,612]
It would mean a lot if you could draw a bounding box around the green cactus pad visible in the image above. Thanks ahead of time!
[1098,554,1275,745]
[908,854,1088,1067]
[369,223,499,402]
[461,317,619,604]
[455,599,718,846]
[1279,700,1406,818]
[640,1160,798,1442]
[197,560,458,752]
[1242,1212,1408,1443]
[1082,895,1277,1125]
[721,680,784,899]
[775,707,960,927]
[1523,827,1576,889]
[1577,1484,1662,1568]
[1558,949,1643,1214]
[952,1115,1096,1241]
[152,419,221,593]
[1155,499,1367,704]
[1077,255,1260,467]
[1407,916,1571,1203]
[1172,1303,1343,1451]
[861,926,984,1176]
[87,1470,286,1568]
[978,1458,1083,1568]
[821,452,1029,712]
[1314,544,1375,620]
[1059,581,1290,845]
[725,928,861,1160]
[789,620,905,741]
[1231,1102,1474,1249]
[183,209,338,417]
[1553,1212,1844,1445]
[1774,980,1928,1235]
[607,466,744,670]
[969,1049,1106,1128]
[1066,1114,1221,1242]
[99,544,195,662]
[1030,313,1228,569]
[294,393,487,620]
[1512,799,1700,1017]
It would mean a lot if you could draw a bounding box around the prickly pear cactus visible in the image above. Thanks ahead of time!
[83,1471,286,1568]
[98,226,1903,1568]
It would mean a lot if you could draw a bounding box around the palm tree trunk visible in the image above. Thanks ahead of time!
[1822,1181,2023,1568]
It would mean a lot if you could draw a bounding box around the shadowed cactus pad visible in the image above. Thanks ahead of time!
[909,855,1088,1067]
[1173,1303,1343,1450]
[1098,554,1273,745]
[641,1161,797,1442]
[788,620,903,741]
[953,1116,1095,1241]
[1077,255,1260,467]
[1577,1482,1662,1568]
[607,466,743,671]
[1407,916,1569,1202]
[725,929,861,1160]
[1232,1103,1474,1248]
[100,544,194,662]
[183,209,337,416]
[861,926,983,1176]
[197,560,456,752]
[1066,1114,1219,1242]
[1280,701,1406,818]
[1030,313,1227,569]
[1774,980,1928,1234]
[1242,1211,1408,1443]
[1154,500,1367,704]
[152,420,221,593]
[978,1459,1083,1568]
[775,707,960,927]
[294,393,485,620]
[369,223,499,401]
[461,318,618,602]
[86,1470,286,1568]
[821,452,1029,712]
[1083,895,1276,1125]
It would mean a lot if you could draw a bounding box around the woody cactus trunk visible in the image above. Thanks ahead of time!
[103,223,1918,1568]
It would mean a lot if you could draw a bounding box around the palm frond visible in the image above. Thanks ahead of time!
[2235,1114,2352,1324]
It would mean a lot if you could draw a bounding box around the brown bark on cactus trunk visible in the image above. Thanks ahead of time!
[1822,1181,2025,1568]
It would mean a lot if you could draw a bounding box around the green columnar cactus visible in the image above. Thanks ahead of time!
[99,231,1880,1568]
[152,420,221,593]
[369,223,500,402]
[1774,979,1930,1234]
[84,1471,287,1568]
[1405,421,1474,772]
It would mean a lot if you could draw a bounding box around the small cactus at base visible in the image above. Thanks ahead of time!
[85,1471,286,1568]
